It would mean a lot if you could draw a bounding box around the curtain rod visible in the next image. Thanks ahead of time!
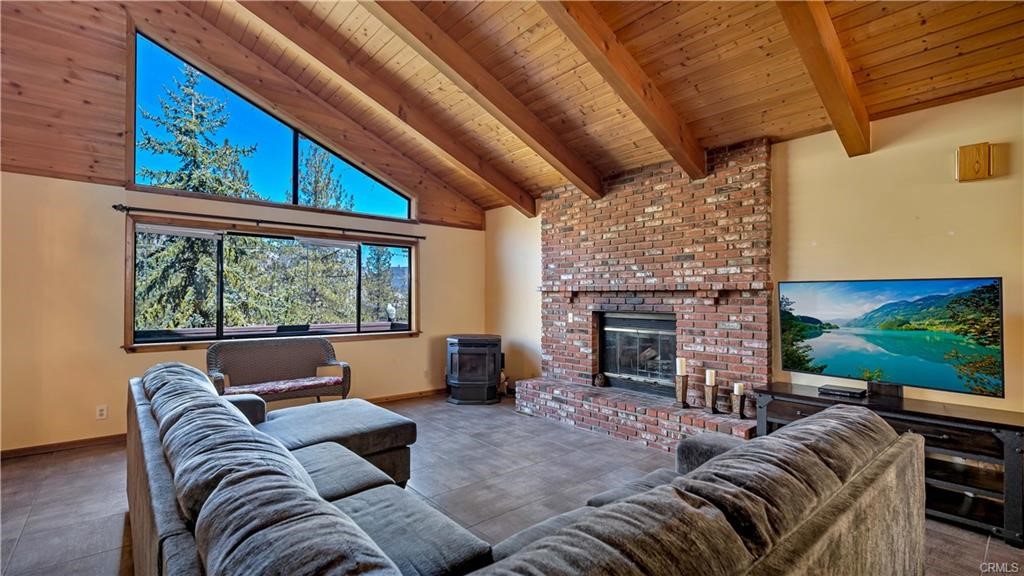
[111,204,427,241]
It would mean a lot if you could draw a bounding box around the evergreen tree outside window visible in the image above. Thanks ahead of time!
[133,33,411,219]
[132,226,414,344]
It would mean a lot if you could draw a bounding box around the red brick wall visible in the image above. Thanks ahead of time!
[539,138,772,393]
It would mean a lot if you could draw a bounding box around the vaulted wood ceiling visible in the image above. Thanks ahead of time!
[3,1,1022,228]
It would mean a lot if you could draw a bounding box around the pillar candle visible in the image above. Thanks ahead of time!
[676,358,686,375]
[706,369,716,388]
[733,382,744,395]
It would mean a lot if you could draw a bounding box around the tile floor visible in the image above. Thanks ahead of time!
[1,395,1019,575]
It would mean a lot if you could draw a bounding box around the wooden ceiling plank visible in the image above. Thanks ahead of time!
[540,1,706,179]
[239,1,536,216]
[777,0,871,156]
[363,0,603,199]
[869,74,1024,120]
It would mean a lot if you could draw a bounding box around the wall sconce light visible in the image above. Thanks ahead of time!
[956,142,992,182]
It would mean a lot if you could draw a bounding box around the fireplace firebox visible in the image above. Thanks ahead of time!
[599,313,677,397]
[446,334,502,404]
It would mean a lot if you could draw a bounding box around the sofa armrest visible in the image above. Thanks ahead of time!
[224,394,267,425]
[675,434,745,474]
[317,361,351,398]
[208,371,228,395]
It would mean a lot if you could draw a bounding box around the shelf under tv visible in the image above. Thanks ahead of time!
[755,382,1024,548]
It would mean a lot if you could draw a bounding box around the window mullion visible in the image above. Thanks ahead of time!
[291,130,299,206]
[356,244,362,334]
[216,237,225,339]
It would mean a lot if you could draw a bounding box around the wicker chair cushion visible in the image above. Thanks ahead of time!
[225,376,346,397]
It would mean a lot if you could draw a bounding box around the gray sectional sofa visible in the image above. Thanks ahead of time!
[128,362,926,576]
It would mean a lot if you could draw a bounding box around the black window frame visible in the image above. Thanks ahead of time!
[128,217,416,347]
[131,31,413,222]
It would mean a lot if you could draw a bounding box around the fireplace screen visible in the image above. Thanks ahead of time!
[600,313,676,395]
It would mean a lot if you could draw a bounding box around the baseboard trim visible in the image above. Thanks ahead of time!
[367,388,447,405]
[1,433,127,460]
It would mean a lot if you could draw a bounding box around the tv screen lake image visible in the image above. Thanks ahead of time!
[779,278,1004,397]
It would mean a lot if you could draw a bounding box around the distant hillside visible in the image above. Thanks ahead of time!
[780,311,839,336]
[846,292,956,330]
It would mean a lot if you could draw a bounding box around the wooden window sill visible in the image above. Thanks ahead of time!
[123,331,421,353]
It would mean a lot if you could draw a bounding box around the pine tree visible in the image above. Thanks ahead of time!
[361,246,395,324]
[137,65,257,199]
[135,64,260,332]
[299,143,356,211]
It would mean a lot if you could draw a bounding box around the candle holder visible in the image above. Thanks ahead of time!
[715,389,732,414]
[743,391,758,419]
[703,383,717,414]
[686,381,704,408]
[675,374,689,407]
[731,393,746,419]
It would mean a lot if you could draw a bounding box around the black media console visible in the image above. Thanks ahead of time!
[756,382,1023,548]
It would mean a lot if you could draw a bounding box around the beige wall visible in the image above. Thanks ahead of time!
[772,87,1024,413]
[484,207,542,382]
[0,172,485,450]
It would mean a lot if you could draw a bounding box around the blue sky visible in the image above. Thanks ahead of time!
[134,35,409,218]
[780,278,997,321]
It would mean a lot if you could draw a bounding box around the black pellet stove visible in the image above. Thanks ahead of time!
[446,334,502,404]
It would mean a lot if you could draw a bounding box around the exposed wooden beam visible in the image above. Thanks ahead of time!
[362,0,603,200]
[236,1,536,217]
[776,0,871,156]
[539,1,706,179]
[134,1,483,229]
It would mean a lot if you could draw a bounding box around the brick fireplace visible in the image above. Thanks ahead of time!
[517,138,772,446]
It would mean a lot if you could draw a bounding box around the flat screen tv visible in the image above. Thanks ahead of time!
[778,277,1004,397]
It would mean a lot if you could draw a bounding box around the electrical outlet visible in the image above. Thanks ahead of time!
[96,405,108,420]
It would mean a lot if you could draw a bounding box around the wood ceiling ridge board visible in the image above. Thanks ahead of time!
[1,2,128,48]
[830,1,923,34]
[841,1,1014,60]
[869,75,1024,119]
[540,1,706,178]
[854,19,1024,84]
[144,2,482,228]
[630,6,785,74]
[847,4,1024,72]
[595,2,670,33]
[237,1,536,215]
[612,1,706,45]
[858,35,1024,96]
[835,1,944,43]
[363,0,604,200]
[643,16,792,80]
[652,32,798,92]
[626,2,776,62]
[667,55,812,105]
[461,6,550,60]
[447,2,520,45]
[863,51,1024,105]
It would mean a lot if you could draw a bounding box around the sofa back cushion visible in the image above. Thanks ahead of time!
[207,338,336,386]
[141,362,316,526]
[475,483,754,576]
[675,405,898,558]
[196,468,400,576]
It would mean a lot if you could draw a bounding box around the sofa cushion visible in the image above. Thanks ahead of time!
[492,507,593,562]
[676,433,745,474]
[225,375,346,397]
[196,467,400,576]
[675,404,897,558]
[586,467,680,507]
[332,485,492,576]
[292,442,394,501]
[257,399,416,454]
[473,483,753,576]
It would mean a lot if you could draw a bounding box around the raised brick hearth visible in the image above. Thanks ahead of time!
[516,379,757,451]
[520,139,773,442]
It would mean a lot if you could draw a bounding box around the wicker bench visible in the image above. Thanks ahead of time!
[207,337,350,402]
